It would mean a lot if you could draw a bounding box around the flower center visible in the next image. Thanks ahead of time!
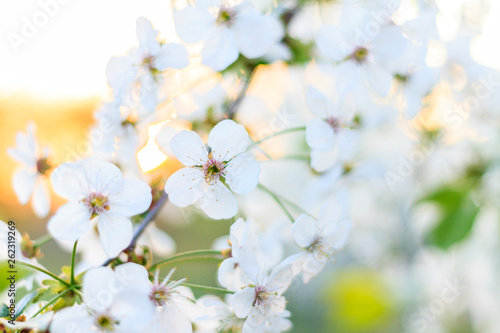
[326,117,341,132]
[307,235,328,256]
[150,286,170,306]
[351,47,369,64]
[203,159,226,184]
[83,193,110,217]
[253,285,272,307]
[36,157,51,175]
[217,7,235,26]
[95,314,119,331]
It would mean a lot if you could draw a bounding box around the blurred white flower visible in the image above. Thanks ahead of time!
[115,263,194,333]
[106,16,189,112]
[305,86,358,172]
[231,257,293,332]
[48,157,152,257]
[165,119,261,219]
[50,266,153,332]
[7,123,51,218]
[174,1,283,71]
[287,198,352,283]
[316,6,408,97]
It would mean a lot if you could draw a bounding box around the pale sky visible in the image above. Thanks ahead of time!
[0,0,498,99]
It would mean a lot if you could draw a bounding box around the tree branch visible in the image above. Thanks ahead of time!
[102,192,169,266]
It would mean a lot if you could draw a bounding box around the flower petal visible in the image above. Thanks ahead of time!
[108,178,152,217]
[136,17,160,55]
[199,183,238,220]
[83,266,116,312]
[225,154,260,194]
[201,27,239,71]
[305,86,333,119]
[316,25,350,61]
[170,130,208,167]
[51,162,88,201]
[165,167,204,207]
[12,168,36,205]
[231,287,256,318]
[48,202,91,242]
[50,305,93,333]
[365,64,393,97]
[208,120,250,161]
[79,158,123,193]
[32,179,50,218]
[97,213,133,258]
[113,262,151,294]
[173,6,215,44]
[155,43,189,70]
[291,214,317,248]
[306,118,334,151]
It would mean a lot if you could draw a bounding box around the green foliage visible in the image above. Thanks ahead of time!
[15,291,38,319]
[0,260,32,294]
[323,269,399,333]
[422,181,481,249]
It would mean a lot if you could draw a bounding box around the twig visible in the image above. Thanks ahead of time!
[102,192,169,266]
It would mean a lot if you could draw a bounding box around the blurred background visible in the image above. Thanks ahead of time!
[1,0,500,332]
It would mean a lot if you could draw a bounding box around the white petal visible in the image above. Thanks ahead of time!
[48,202,91,242]
[50,162,88,201]
[12,169,36,204]
[79,158,123,193]
[165,168,204,207]
[316,25,350,61]
[225,154,260,194]
[234,11,283,59]
[291,214,317,248]
[173,6,215,44]
[306,118,334,151]
[199,183,238,220]
[136,17,160,54]
[170,130,208,166]
[108,178,152,217]
[31,179,50,218]
[201,27,239,71]
[208,120,250,161]
[365,64,393,97]
[97,213,133,258]
[334,61,362,96]
[305,86,332,119]
[113,262,151,294]
[156,304,193,333]
[155,43,189,70]
[218,257,251,291]
[50,305,93,333]
[310,148,338,173]
[231,287,256,318]
[105,55,137,94]
[330,219,353,250]
[83,266,116,312]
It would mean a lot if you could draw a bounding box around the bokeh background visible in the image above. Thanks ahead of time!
[1,0,500,332]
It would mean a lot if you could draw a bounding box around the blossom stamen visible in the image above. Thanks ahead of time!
[203,159,226,184]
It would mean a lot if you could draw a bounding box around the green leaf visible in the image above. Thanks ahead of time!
[423,183,480,249]
[15,290,38,319]
[0,260,33,293]
[0,303,9,318]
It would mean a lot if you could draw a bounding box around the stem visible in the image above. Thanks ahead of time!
[102,192,169,266]
[252,126,306,146]
[227,65,257,119]
[181,283,233,294]
[18,262,70,287]
[150,249,223,271]
[70,241,78,285]
[33,234,52,248]
[31,288,71,318]
[257,184,295,222]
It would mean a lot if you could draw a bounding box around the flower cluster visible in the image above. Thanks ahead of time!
[3,0,500,332]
